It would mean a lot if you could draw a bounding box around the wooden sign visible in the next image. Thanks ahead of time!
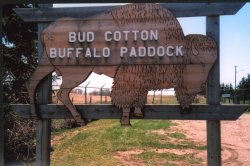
[222,94,231,98]
[27,3,217,126]
[42,4,187,66]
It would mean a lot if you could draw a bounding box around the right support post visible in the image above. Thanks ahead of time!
[206,16,221,166]
[207,120,221,166]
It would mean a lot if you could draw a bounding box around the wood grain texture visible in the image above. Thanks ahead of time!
[36,119,51,166]
[14,3,245,22]
[35,4,52,166]
[207,120,221,166]
[111,34,217,125]
[11,104,249,120]
[41,3,188,66]
[25,3,218,125]
[38,4,218,66]
[206,16,220,105]
[206,16,221,166]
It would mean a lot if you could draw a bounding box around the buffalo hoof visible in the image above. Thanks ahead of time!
[133,107,144,118]
[180,107,192,114]
[121,123,132,127]
[75,121,86,127]
[120,118,131,127]
[73,114,87,127]
[121,108,131,126]
[69,120,86,127]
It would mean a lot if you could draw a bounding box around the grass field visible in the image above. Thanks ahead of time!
[50,92,249,165]
[51,120,206,166]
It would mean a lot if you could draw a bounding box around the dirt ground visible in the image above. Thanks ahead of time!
[172,114,250,166]
[114,114,250,166]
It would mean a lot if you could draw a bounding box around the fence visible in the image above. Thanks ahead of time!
[52,85,250,106]
[52,85,196,104]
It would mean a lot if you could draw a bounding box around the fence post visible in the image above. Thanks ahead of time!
[85,81,91,104]
[160,90,163,104]
[100,84,105,104]
[152,91,156,104]
[206,16,221,166]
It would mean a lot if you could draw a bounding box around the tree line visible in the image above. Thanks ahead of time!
[237,74,250,104]
[221,74,250,104]
[3,4,37,163]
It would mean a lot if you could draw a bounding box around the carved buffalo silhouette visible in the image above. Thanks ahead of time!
[26,3,217,126]
[111,34,217,125]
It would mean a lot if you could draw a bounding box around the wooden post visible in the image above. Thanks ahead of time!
[85,82,90,104]
[160,90,163,104]
[36,4,52,166]
[85,87,87,104]
[0,4,4,165]
[100,84,105,104]
[207,121,221,165]
[152,91,156,104]
[36,119,51,166]
[206,16,221,166]
[100,88,103,104]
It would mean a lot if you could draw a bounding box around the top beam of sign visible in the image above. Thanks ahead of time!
[14,3,246,22]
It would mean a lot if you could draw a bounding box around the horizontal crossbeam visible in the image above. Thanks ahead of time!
[11,104,249,121]
[14,3,245,22]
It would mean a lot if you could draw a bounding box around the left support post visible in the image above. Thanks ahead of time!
[36,119,51,166]
[36,4,52,166]
[0,4,5,165]
[36,75,52,166]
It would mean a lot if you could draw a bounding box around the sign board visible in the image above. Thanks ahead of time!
[222,94,231,98]
[41,3,217,66]
[27,3,217,125]
[13,3,248,166]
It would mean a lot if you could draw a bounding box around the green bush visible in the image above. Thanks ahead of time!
[4,104,36,162]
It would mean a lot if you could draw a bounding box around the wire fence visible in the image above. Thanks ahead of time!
[51,84,250,105]
[52,85,208,105]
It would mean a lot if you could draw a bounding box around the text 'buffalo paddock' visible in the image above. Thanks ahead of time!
[49,46,184,58]
[48,30,184,58]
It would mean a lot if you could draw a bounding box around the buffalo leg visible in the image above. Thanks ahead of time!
[26,66,55,118]
[57,67,93,126]
[121,108,131,126]
[175,87,195,113]
[134,107,143,118]
[133,91,147,118]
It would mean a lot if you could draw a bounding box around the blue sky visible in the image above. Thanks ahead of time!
[220,3,250,86]
[53,3,250,90]
[178,3,250,87]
